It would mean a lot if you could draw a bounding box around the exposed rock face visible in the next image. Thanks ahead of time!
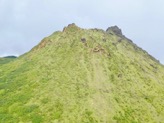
[63,23,80,32]
[106,26,123,36]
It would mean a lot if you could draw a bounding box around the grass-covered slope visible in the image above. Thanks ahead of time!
[0,24,164,123]
[0,56,17,65]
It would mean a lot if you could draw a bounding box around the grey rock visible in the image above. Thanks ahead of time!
[106,26,123,36]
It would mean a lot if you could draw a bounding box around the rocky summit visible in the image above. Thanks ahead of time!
[0,24,164,123]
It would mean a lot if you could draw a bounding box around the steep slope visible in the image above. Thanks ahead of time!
[0,24,164,123]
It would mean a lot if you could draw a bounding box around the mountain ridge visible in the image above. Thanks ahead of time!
[31,23,161,65]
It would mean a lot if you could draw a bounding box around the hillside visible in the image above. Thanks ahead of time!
[0,56,17,65]
[0,24,164,123]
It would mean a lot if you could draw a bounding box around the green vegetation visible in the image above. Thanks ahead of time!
[0,24,164,123]
[0,56,16,65]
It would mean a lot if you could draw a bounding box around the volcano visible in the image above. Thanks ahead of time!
[0,24,164,123]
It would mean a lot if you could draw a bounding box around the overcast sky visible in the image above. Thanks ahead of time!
[0,0,164,64]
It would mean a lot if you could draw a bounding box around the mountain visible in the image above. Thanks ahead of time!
[0,23,164,123]
[0,56,17,65]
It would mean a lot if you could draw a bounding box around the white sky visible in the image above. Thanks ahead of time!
[0,0,164,64]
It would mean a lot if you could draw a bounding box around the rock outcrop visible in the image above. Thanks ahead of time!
[106,26,123,36]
